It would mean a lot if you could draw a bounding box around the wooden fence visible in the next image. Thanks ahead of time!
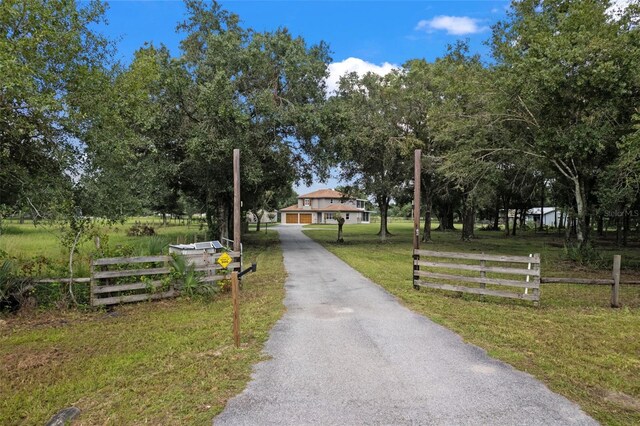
[413,251,640,307]
[413,250,541,304]
[90,251,241,307]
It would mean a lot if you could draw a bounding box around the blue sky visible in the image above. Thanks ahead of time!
[97,0,511,193]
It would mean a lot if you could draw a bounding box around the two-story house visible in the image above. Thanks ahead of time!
[280,189,370,225]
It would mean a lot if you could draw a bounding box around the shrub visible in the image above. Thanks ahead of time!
[127,222,156,237]
[563,243,607,268]
[0,260,35,313]
[170,255,218,298]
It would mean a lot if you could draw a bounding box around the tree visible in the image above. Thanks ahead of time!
[329,72,422,241]
[334,212,345,243]
[168,0,330,240]
[0,0,109,220]
[492,0,640,247]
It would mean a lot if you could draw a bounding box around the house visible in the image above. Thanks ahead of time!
[526,207,565,227]
[279,189,371,225]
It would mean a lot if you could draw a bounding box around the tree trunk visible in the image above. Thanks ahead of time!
[376,195,391,241]
[218,199,230,241]
[205,205,216,241]
[337,221,344,243]
[597,214,604,237]
[255,213,261,232]
[422,182,432,242]
[519,208,526,229]
[503,198,510,237]
[461,197,475,241]
[573,177,590,247]
[511,208,518,236]
[623,213,630,247]
[615,215,621,246]
[565,210,573,242]
[493,197,500,231]
[162,212,167,226]
[436,202,456,231]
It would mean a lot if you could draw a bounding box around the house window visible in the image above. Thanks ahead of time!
[357,200,365,209]
[346,213,350,220]
[304,198,310,206]
[330,199,333,203]
[325,212,334,220]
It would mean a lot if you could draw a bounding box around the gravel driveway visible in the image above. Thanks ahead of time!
[214,226,596,425]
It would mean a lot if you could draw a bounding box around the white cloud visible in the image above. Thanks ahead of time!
[415,16,488,35]
[326,57,398,96]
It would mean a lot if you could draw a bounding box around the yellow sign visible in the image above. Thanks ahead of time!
[217,252,233,269]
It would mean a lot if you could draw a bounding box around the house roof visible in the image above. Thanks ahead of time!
[299,189,346,199]
[279,204,362,213]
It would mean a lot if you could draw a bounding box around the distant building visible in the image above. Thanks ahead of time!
[279,189,370,225]
[526,207,565,227]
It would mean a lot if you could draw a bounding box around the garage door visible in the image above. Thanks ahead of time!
[286,214,299,224]
[299,213,312,224]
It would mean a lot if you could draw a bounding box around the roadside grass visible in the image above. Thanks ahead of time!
[0,231,286,425]
[304,223,640,425]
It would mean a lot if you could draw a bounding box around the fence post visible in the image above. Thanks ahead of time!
[89,256,95,308]
[231,271,240,347]
[611,254,621,308]
[479,252,486,289]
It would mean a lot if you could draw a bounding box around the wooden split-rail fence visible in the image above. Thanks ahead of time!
[90,251,241,307]
[413,250,637,307]
[413,250,541,304]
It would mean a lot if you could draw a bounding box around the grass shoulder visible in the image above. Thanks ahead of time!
[0,231,286,425]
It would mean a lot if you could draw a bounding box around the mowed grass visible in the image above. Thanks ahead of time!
[0,230,286,425]
[304,223,640,425]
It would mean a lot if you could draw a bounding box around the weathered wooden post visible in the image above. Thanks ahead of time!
[612,254,621,308]
[413,149,422,290]
[231,271,240,347]
[232,149,242,347]
[233,149,241,253]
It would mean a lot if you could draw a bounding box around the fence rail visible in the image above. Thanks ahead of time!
[413,249,541,304]
[90,251,241,307]
[413,250,633,307]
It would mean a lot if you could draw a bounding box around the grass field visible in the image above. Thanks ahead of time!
[304,223,640,425]
[0,217,210,279]
[0,230,286,425]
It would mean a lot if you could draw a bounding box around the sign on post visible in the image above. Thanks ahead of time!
[217,252,233,269]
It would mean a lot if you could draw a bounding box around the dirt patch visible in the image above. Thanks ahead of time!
[597,388,640,411]
[1,346,71,376]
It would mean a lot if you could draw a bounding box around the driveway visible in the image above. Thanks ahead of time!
[215,226,596,425]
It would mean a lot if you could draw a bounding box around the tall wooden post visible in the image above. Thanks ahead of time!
[231,271,240,347]
[233,149,241,253]
[611,254,621,308]
[413,149,422,290]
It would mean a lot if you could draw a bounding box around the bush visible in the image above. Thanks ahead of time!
[127,222,156,237]
[0,260,35,313]
[563,243,607,268]
[170,255,218,298]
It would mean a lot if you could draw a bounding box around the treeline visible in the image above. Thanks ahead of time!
[1,0,640,249]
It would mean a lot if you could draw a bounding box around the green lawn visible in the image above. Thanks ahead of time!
[0,231,286,425]
[304,223,640,425]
